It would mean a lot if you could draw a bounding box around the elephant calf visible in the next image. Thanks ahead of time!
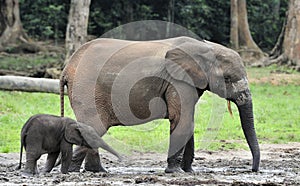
[16,114,121,176]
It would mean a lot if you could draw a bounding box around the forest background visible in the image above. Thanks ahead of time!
[19,0,287,51]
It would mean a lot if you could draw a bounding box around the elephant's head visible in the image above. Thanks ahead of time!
[165,38,260,171]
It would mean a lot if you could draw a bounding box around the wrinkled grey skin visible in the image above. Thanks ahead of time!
[16,114,121,176]
[60,36,260,173]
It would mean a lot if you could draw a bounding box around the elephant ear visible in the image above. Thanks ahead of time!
[64,121,83,145]
[76,122,104,149]
[77,122,122,160]
[165,41,215,89]
[64,121,104,148]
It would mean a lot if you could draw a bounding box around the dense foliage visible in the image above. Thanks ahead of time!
[19,0,288,50]
[19,0,69,42]
[247,0,288,50]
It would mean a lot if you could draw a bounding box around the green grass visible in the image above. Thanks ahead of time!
[251,84,300,143]
[0,53,61,71]
[0,91,75,153]
[1,78,299,153]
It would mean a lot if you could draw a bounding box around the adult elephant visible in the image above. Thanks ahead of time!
[60,36,260,173]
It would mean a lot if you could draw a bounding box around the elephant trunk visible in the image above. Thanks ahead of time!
[235,90,260,172]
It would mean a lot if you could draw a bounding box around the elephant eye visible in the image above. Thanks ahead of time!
[224,76,231,83]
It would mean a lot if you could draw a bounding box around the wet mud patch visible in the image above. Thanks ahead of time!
[0,143,299,185]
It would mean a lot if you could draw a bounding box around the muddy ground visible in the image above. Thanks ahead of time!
[0,143,299,185]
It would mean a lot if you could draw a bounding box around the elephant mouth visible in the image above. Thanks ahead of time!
[236,90,252,106]
[227,89,252,106]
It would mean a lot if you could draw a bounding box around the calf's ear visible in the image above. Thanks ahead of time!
[76,122,101,148]
[76,122,122,160]
[64,122,82,145]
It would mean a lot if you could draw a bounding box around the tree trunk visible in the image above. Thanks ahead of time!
[230,0,265,65]
[166,0,175,38]
[0,0,25,48]
[237,0,259,50]
[268,0,300,70]
[0,0,41,53]
[282,0,300,68]
[123,1,135,40]
[65,0,91,63]
[230,0,239,49]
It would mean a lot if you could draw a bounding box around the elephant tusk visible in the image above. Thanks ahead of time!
[227,100,233,118]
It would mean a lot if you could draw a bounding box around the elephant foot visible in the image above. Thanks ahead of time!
[181,166,194,173]
[166,149,185,173]
[181,160,194,173]
[83,148,107,173]
[21,170,35,177]
[61,171,69,174]
[40,170,49,176]
[69,146,88,172]
[68,163,81,172]
[165,165,184,173]
[84,164,107,173]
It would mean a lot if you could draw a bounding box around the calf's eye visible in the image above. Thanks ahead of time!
[224,76,231,83]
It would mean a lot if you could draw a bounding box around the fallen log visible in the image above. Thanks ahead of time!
[0,75,66,94]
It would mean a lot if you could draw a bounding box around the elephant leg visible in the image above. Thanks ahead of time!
[42,152,60,173]
[164,84,198,173]
[84,148,107,173]
[181,135,194,172]
[68,146,87,172]
[61,143,73,174]
[23,151,41,176]
[165,111,194,173]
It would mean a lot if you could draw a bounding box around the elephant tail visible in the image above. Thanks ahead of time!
[16,140,23,170]
[16,115,37,170]
[60,74,66,117]
[16,126,27,170]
